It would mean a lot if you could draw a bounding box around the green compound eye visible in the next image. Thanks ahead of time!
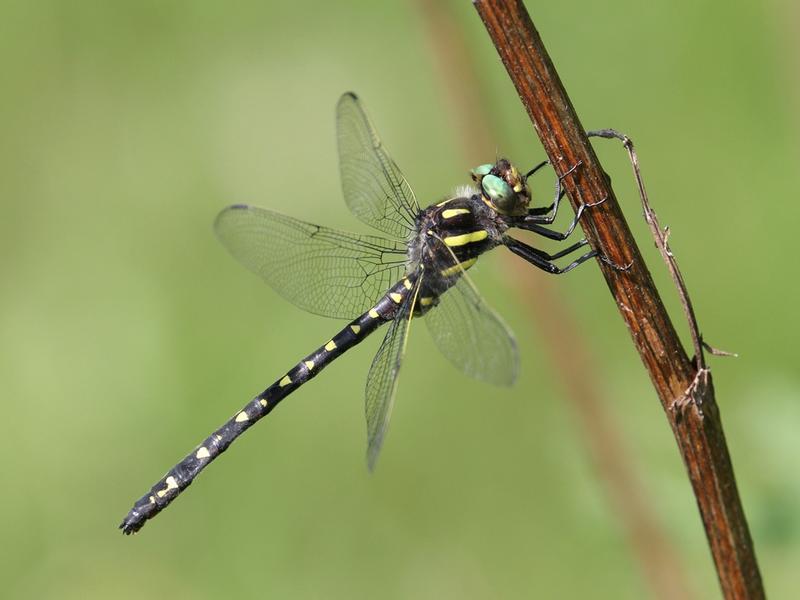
[481,174,516,212]
[470,164,493,178]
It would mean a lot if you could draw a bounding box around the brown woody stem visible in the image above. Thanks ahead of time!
[473,1,764,598]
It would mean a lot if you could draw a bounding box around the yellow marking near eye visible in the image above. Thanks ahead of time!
[368,309,379,319]
[235,410,249,423]
[444,230,488,247]
[279,375,291,387]
[390,293,403,303]
[511,166,522,192]
[442,208,470,219]
[260,399,267,407]
[350,324,361,334]
[157,476,179,498]
[440,257,478,277]
[196,447,210,459]
[403,279,412,289]
[420,297,434,306]
[325,340,337,351]
[305,360,315,370]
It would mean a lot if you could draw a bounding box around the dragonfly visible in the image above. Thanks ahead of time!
[119,92,604,534]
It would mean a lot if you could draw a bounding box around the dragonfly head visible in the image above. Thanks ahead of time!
[470,159,530,216]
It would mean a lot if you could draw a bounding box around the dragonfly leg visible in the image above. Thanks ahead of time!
[524,160,554,217]
[524,159,550,182]
[519,188,608,241]
[524,160,582,222]
[504,236,598,275]
[542,239,591,260]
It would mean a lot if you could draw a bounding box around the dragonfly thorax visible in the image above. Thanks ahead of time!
[407,192,508,314]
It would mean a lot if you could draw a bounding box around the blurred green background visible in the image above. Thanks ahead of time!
[2,0,797,598]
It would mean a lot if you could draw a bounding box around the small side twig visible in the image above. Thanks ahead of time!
[587,129,737,366]
[588,129,706,367]
[473,1,764,599]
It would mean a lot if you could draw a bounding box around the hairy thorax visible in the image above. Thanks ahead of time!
[406,189,509,313]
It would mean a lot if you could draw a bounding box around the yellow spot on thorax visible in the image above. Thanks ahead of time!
[389,292,403,303]
[324,340,337,351]
[443,230,488,247]
[442,208,470,219]
[436,198,453,207]
[304,360,315,370]
[196,447,210,459]
[279,375,292,387]
[420,297,434,306]
[235,410,249,423]
[402,279,412,290]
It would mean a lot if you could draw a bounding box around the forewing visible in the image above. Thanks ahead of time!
[364,275,421,470]
[215,204,406,320]
[337,92,420,239]
[425,270,519,387]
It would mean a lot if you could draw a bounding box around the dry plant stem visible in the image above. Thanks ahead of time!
[472,1,764,599]
[588,130,737,361]
[589,129,704,367]
[414,1,694,598]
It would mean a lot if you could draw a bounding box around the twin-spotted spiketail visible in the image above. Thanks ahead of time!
[120,92,601,534]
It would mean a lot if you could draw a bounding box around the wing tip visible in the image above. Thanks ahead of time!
[213,203,252,234]
[365,430,386,473]
[338,92,359,111]
[366,448,380,473]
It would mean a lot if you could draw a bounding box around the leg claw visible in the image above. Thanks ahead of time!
[584,194,608,209]
[599,253,633,272]
[559,160,583,181]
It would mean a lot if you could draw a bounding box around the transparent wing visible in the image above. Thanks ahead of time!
[425,269,519,387]
[364,275,421,470]
[215,204,407,320]
[337,92,420,240]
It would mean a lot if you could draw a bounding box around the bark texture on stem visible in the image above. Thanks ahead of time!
[472,1,764,598]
